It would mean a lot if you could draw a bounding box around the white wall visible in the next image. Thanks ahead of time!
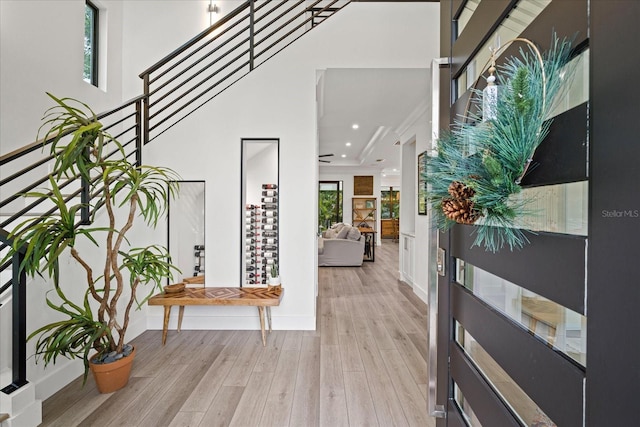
[399,109,432,303]
[0,0,124,153]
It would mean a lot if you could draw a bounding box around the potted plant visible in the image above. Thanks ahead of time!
[268,263,281,287]
[2,93,180,393]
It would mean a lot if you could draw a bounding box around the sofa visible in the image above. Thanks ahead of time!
[318,223,365,267]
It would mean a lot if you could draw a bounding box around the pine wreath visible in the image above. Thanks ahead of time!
[425,35,575,252]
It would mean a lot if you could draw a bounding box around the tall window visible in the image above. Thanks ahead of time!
[84,1,98,86]
[318,181,343,231]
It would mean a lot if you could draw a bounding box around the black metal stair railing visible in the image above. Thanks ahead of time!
[0,0,350,396]
[139,0,350,144]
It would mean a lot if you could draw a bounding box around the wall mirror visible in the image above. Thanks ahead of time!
[168,180,205,284]
[241,138,279,287]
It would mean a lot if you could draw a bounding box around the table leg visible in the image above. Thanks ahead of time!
[257,306,266,346]
[267,307,272,333]
[162,306,172,345]
[178,306,185,333]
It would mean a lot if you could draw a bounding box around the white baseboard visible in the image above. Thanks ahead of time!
[147,314,316,331]
[34,359,83,401]
[413,284,428,305]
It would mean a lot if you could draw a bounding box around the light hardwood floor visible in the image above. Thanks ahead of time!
[41,242,435,426]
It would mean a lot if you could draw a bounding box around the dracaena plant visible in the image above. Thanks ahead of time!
[2,93,180,382]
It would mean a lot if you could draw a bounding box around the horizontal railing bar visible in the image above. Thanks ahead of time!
[149,14,250,86]
[149,34,251,107]
[109,124,137,143]
[0,260,10,273]
[148,48,251,122]
[140,1,251,79]
[0,280,10,296]
[149,59,250,132]
[0,95,143,167]
[147,69,249,144]
[0,152,55,188]
[0,175,83,229]
[101,111,137,133]
[254,0,311,36]
[255,0,337,48]
[253,0,298,27]
[255,2,342,62]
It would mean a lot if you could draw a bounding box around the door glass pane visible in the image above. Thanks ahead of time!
[511,181,588,235]
[455,323,558,427]
[453,381,483,426]
[456,259,587,366]
[454,0,553,101]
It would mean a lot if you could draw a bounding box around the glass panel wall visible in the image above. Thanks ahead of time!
[455,324,558,426]
[453,382,483,426]
[456,260,587,366]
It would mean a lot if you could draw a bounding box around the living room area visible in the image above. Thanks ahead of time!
[316,67,433,304]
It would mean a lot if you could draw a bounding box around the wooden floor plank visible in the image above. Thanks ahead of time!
[222,333,264,386]
[76,377,153,426]
[380,348,433,427]
[138,345,225,427]
[290,337,321,426]
[228,372,274,427]
[167,411,205,427]
[343,371,380,427]
[260,349,301,426]
[198,386,245,427]
[319,345,349,427]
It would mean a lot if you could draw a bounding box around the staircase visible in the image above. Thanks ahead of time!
[0,1,350,424]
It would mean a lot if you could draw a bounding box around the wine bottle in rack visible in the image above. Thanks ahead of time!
[262,184,278,189]
[262,238,278,245]
[262,190,278,197]
[261,217,276,224]
[261,197,276,203]
[264,210,277,218]
[262,245,278,251]
[261,203,277,210]
[261,224,278,231]
[262,231,277,238]
[262,251,277,258]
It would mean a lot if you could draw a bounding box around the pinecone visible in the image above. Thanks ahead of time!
[448,181,476,199]
[442,181,482,224]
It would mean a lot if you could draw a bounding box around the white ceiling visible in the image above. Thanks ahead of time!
[317,68,430,178]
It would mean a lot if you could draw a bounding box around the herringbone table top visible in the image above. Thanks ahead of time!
[148,286,284,307]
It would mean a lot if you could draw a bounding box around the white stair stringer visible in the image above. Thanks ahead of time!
[0,369,42,427]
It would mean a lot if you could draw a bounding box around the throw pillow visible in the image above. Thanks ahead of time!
[347,226,361,241]
[324,228,337,239]
[336,225,351,239]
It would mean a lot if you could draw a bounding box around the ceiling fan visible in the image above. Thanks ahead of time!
[318,153,334,163]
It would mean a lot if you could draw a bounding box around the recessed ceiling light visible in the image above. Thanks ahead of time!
[382,173,387,177]
[376,159,385,163]
[352,124,359,129]
[345,142,351,147]
[393,168,398,172]
[341,154,346,158]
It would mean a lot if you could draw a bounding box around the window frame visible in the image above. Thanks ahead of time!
[84,0,99,86]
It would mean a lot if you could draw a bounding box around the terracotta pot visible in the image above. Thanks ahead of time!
[89,346,136,393]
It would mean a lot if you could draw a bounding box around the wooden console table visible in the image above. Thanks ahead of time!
[148,286,284,346]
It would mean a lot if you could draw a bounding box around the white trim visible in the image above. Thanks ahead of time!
[147,314,316,331]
